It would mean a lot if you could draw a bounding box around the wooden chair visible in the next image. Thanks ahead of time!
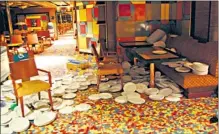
[36,30,52,47]
[8,49,53,117]
[26,33,44,53]
[91,44,124,90]
[10,34,23,44]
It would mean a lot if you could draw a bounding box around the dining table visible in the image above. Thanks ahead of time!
[134,46,186,88]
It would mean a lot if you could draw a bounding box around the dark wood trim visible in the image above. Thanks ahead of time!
[207,1,212,42]
[16,12,50,22]
[190,1,196,37]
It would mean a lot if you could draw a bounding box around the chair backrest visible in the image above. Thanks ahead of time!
[8,49,38,81]
[27,33,39,45]
[11,34,23,44]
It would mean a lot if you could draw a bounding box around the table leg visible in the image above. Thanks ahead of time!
[150,63,155,88]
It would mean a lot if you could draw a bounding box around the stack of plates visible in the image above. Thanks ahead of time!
[123,82,136,93]
[34,111,56,126]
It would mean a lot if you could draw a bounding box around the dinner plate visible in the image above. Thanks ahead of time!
[122,61,131,69]
[123,82,136,93]
[26,110,41,121]
[68,83,80,89]
[145,88,159,95]
[62,93,76,100]
[123,75,132,82]
[168,84,181,93]
[128,97,145,104]
[9,117,30,132]
[158,88,173,97]
[136,83,148,93]
[115,96,127,104]
[53,101,66,110]
[165,96,180,102]
[149,94,164,101]
[88,94,101,101]
[34,111,57,126]
[63,100,74,106]
[1,85,13,92]
[90,80,97,85]
[80,81,91,86]
[1,114,12,125]
[152,50,167,55]
[65,88,78,93]
[62,80,72,85]
[109,84,121,93]
[1,126,13,134]
[75,103,91,112]
[59,106,75,114]
[78,86,88,90]
[1,107,9,115]
[14,105,31,117]
[107,80,118,85]
[126,92,141,99]
[168,63,182,68]
[175,67,191,73]
[99,93,113,99]
[170,93,183,98]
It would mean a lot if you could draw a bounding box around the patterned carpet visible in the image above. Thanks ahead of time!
[24,30,218,134]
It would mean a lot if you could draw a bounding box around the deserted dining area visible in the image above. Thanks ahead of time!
[0,1,218,133]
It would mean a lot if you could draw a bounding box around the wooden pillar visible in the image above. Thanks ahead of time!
[149,63,155,88]
[5,1,13,35]
[59,13,62,24]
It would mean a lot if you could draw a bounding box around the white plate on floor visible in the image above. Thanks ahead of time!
[123,82,136,93]
[34,111,56,127]
[14,105,32,117]
[65,88,78,93]
[53,101,66,110]
[1,114,12,125]
[62,93,76,99]
[128,97,145,104]
[59,106,75,114]
[158,88,173,97]
[80,81,91,86]
[69,83,80,89]
[115,96,127,104]
[165,96,180,102]
[99,93,112,99]
[88,94,101,101]
[75,103,91,112]
[136,83,148,93]
[145,88,159,95]
[9,117,30,132]
[1,107,9,115]
[78,86,88,90]
[1,126,13,134]
[170,93,183,98]
[109,84,121,92]
[175,67,191,73]
[63,100,74,106]
[149,94,164,101]
[125,92,141,99]
[26,110,42,121]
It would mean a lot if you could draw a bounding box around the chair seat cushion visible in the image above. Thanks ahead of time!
[97,64,123,75]
[17,80,50,97]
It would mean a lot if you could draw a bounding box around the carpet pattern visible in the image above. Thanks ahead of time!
[25,30,218,134]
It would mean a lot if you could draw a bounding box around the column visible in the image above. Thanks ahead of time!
[5,1,13,35]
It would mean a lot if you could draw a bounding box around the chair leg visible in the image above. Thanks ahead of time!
[97,75,101,90]
[48,89,54,111]
[38,92,41,100]
[120,73,123,90]
[19,97,25,117]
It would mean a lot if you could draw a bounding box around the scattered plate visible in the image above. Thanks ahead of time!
[109,84,121,92]
[63,100,74,106]
[128,97,145,104]
[75,103,91,112]
[14,105,32,117]
[99,93,112,99]
[26,110,41,121]
[123,82,136,93]
[9,117,30,132]
[149,94,164,101]
[59,106,75,114]
[1,107,9,115]
[53,101,66,110]
[78,86,88,90]
[88,94,101,101]
[1,126,13,134]
[65,88,78,93]
[136,83,147,93]
[175,67,191,73]
[34,111,56,126]
[152,50,167,55]
[145,88,159,95]
[62,93,76,100]
[165,96,180,102]
[115,96,127,104]
[1,114,12,125]
[170,93,183,98]
[168,62,182,68]
[158,88,173,97]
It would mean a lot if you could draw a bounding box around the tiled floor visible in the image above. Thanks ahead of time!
[24,30,218,134]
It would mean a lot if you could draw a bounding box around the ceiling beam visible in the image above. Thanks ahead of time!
[23,1,57,8]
